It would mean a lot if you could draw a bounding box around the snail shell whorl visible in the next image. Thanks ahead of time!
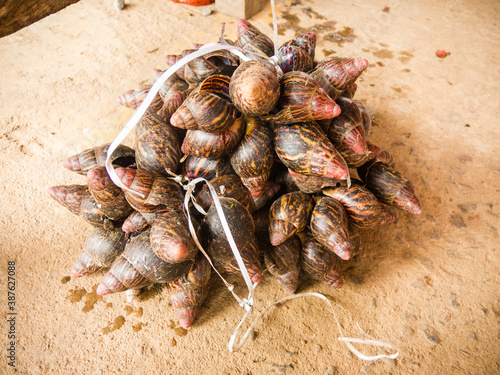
[229,60,280,116]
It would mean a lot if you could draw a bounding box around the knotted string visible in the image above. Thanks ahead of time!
[104,2,398,360]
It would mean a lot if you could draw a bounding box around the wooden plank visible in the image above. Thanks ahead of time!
[0,0,80,38]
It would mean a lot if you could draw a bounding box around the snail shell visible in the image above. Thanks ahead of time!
[181,116,245,158]
[181,155,235,180]
[47,185,105,227]
[202,197,262,283]
[311,56,369,100]
[266,71,341,125]
[268,191,314,246]
[273,122,349,180]
[61,143,135,176]
[96,230,193,296]
[310,197,352,260]
[150,210,200,263]
[70,227,126,278]
[87,166,134,221]
[135,111,182,176]
[236,19,274,59]
[357,161,422,215]
[301,232,343,289]
[195,174,256,214]
[321,179,382,228]
[264,234,302,294]
[230,116,274,197]
[114,167,184,214]
[229,60,280,116]
[165,253,211,329]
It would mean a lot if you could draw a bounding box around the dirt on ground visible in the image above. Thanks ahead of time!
[0,0,499,374]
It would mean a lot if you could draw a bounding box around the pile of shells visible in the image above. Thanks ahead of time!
[48,19,422,329]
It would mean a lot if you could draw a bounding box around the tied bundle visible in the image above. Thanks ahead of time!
[48,17,420,356]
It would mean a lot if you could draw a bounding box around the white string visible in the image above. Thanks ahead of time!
[182,177,256,311]
[228,291,399,360]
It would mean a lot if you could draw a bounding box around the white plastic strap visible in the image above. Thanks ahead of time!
[182,177,255,310]
[228,291,399,360]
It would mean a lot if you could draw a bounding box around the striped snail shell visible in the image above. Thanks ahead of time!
[301,231,343,289]
[264,234,302,294]
[47,185,106,227]
[96,230,193,296]
[61,143,135,176]
[310,196,353,260]
[229,60,280,116]
[114,167,184,214]
[202,197,262,283]
[273,122,349,180]
[165,253,211,329]
[235,18,274,59]
[357,161,422,215]
[230,116,274,197]
[268,191,314,246]
[70,227,126,278]
[181,116,245,158]
[195,174,256,214]
[86,166,133,222]
[311,56,369,100]
[266,71,341,125]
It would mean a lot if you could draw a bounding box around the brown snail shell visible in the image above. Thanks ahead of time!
[230,116,274,197]
[122,211,158,233]
[117,84,164,112]
[365,141,395,169]
[171,74,239,134]
[87,166,134,222]
[150,210,200,263]
[96,230,193,296]
[181,116,245,158]
[202,197,262,283]
[264,234,302,294]
[157,90,188,124]
[229,60,280,116]
[47,185,106,227]
[277,32,316,73]
[273,122,349,180]
[195,174,256,214]
[61,143,135,176]
[301,231,343,289]
[236,19,274,59]
[357,161,422,215]
[310,196,353,260]
[353,99,372,136]
[153,68,189,100]
[325,97,369,167]
[165,253,211,329]
[134,111,182,176]
[287,168,341,194]
[268,191,314,246]
[322,179,383,228]
[311,56,369,100]
[266,71,341,125]
[181,155,235,180]
[70,227,127,278]
[114,167,184,214]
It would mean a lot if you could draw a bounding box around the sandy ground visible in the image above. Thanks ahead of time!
[0,0,499,373]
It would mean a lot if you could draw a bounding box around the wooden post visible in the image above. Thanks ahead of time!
[215,0,268,19]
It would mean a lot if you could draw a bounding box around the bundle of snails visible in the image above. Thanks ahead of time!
[48,19,422,329]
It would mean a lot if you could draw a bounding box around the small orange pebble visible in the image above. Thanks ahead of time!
[169,0,214,5]
[436,50,449,58]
